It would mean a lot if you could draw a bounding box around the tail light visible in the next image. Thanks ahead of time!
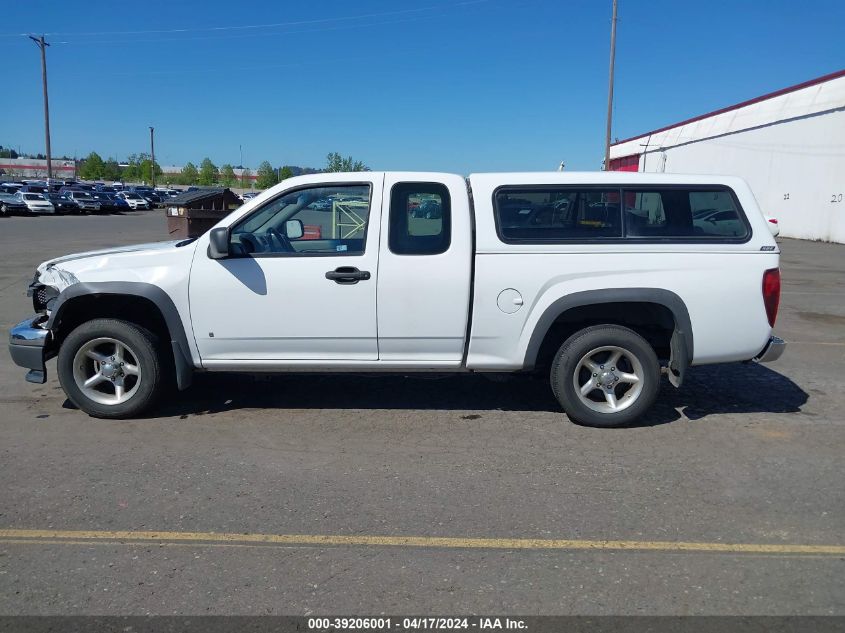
[762,268,781,327]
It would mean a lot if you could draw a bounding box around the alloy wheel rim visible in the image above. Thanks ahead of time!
[72,337,141,406]
[572,345,644,414]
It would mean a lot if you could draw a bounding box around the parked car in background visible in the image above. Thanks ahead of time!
[0,192,28,215]
[95,184,117,193]
[20,184,49,194]
[108,192,131,212]
[65,190,102,213]
[17,192,55,214]
[44,192,82,215]
[241,191,260,203]
[116,191,150,210]
[147,191,167,207]
[155,188,181,199]
[128,187,162,207]
[414,199,443,219]
[91,192,118,213]
[308,198,332,210]
[692,208,747,238]
[1,184,23,195]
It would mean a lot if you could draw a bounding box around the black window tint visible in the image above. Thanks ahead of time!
[389,182,451,255]
[625,188,749,239]
[494,188,622,241]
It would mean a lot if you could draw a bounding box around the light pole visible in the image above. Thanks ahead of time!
[28,34,52,181]
[149,127,156,187]
[603,0,618,171]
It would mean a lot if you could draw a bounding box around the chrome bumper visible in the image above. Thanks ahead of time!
[8,315,51,384]
[754,336,786,363]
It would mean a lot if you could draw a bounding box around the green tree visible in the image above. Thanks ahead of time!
[240,167,252,188]
[140,157,162,184]
[198,157,218,186]
[122,154,141,182]
[325,152,368,172]
[220,164,236,187]
[180,162,199,185]
[102,158,122,182]
[79,151,105,180]
[279,166,294,181]
[255,160,278,189]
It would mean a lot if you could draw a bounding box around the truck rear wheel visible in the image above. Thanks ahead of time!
[57,319,164,419]
[551,325,660,427]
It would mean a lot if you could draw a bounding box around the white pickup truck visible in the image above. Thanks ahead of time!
[8,172,784,426]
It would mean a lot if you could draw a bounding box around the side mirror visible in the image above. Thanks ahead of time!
[208,227,230,259]
[285,219,304,240]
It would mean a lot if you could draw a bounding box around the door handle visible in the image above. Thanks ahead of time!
[325,266,371,284]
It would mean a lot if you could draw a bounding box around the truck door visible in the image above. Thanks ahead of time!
[189,174,383,363]
[376,174,473,364]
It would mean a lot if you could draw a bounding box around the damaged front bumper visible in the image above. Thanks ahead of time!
[8,315,53,384]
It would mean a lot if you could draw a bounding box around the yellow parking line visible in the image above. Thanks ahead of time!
[0,528,843,556]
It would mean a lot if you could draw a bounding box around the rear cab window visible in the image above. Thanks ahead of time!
[389,182,451,255]
[493,185,750,243]
[626,188,750,240]
[495,188,622,241]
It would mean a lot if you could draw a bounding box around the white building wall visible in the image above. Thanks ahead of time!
[640,110,844,242]
[610,73,845,243]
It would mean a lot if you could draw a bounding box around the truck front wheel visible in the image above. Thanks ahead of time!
[57,319,164,419]
[551,325,660,427]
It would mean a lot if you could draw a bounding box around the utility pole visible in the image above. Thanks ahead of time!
[149,126,156,187]
[603,0,618,171]
[28,35,52,181]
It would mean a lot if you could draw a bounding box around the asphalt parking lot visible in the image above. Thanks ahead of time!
[0,211,843,615]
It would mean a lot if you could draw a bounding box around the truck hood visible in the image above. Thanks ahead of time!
[36,239,196,292]
[38,240,188,272]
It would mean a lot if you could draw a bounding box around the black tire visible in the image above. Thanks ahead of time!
[57,319,164,419]
[550,325,661,427]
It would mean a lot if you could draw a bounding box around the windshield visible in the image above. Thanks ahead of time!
[23,193,45,201]
[74,192,92,199]
[125,193,142,199]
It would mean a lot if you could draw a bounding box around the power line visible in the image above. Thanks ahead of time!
[31,13,450,48]
[0,0,490,39]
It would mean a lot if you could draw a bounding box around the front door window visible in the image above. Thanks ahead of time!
[229,184,371,256]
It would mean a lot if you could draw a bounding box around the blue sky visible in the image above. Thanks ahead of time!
[2,0,843,173]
